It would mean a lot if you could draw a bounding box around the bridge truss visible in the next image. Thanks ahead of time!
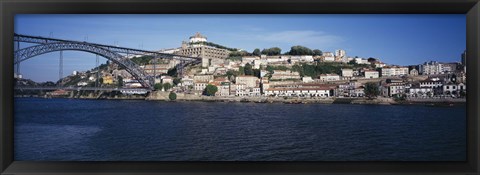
[14,33,201,90]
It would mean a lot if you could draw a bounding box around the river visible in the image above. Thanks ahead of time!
[14,98,466,161]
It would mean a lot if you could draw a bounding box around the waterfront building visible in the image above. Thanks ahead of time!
[419,78,443,88]
[176,32,231,68]
[443,82,466,96]
[264,86,333,97]
[233,84,247,96]
[319,74,340,82]
[381,84,406,97]
[47,89,69,97]
[235,75,258,88]
[194,82,208,91]
[364,70,379,79]
[270,70,301,81]
[180,76,194,87]
[408,86,433,97]
[353,87,365,97]
[120,89,149,95]
[336,84,350,97]
[210,81,231,97]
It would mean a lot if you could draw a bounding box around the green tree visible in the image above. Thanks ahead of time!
[117,76,123,87]
[163,83,172,91]
[261,47,282,56]
[204,84,218,96]
[98,78,104,84]
[226,70,240,80]
[169,92,177,101]
[239,66,245,75]
[364,82,380,99]
[173,78,181,86]
[167,68,177,77]
[313,49,323,56]
[253,48,261,56]
[288,45,314,55]
[244,63,254,75]
[253,69,261,78]
[292,64,304,77]
[348,60,357,65]
[154,83,163,91]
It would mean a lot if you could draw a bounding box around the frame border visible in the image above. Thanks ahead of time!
[1,0,479,174]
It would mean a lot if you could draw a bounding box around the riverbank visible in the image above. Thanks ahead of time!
[144,91,466,106]
[16,92,466,106]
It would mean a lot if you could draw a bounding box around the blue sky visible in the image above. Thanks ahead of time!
[15,14,465,82]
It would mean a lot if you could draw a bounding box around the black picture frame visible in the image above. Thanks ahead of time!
[1,0,479,174]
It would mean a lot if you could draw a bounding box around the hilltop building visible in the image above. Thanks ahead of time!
[176,32,231,68]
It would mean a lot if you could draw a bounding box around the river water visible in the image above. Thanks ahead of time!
[14,98,466,161]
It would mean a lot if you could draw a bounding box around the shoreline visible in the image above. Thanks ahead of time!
[15,93,466,106]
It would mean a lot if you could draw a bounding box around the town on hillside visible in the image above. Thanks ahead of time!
[16,32,467,102]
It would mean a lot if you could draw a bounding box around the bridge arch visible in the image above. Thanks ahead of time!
[14,42,152,89]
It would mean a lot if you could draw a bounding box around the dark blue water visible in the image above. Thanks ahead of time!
[14,98,466,161]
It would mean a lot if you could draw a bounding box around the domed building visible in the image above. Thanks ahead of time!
[176,32,231,68]
[189,32,207,43]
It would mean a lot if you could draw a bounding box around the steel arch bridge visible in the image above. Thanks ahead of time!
[14,33,201,90]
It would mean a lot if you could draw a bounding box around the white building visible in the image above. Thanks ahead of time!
[355,58,369,64]
[302,77,314,83]
[443,82,466,95]
[364,70,379,79]
[374,62,387,68]
[194,82,208,91]
[335,49,346,58]
[264,87,332,97]
[270,70,301,80]
[409,69,419,76]
[419,79,443,88]
[408,87,433,97]
[235,75,258,88]
[77,81,88,86]
[419,61,444,75]
[341,68,353,78]
[322,52,335,62]
[319,74,340,82]
[189,32,207,43]
[381,66,409,77]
